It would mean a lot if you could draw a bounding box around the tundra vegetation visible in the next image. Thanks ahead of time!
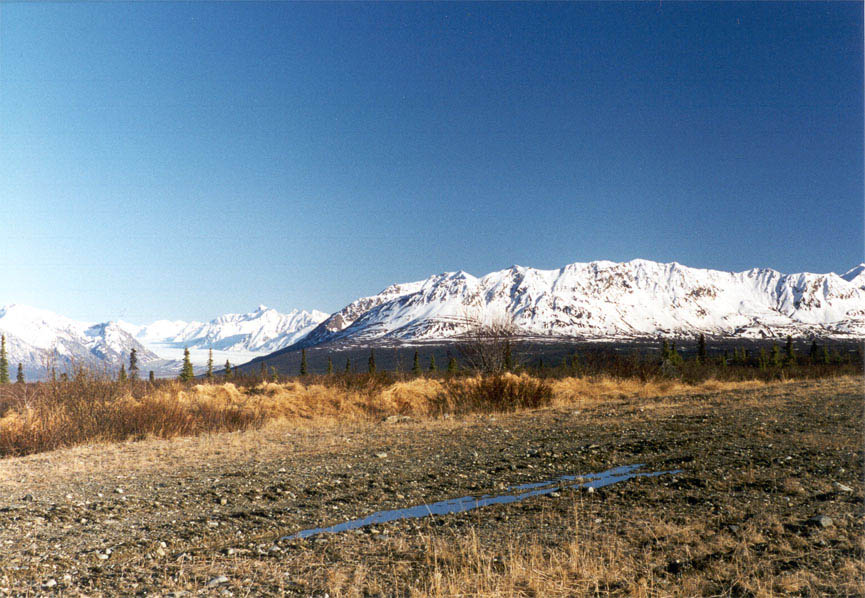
[0,336,860,596]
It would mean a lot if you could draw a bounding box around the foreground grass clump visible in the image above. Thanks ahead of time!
[0,373,262,457]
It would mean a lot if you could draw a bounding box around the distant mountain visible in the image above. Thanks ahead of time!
[290,259,865,349]
[122,305,329,353]
[0,304,328,380]
[0,304,159,380]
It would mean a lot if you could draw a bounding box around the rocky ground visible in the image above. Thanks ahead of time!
[0,377,861,597]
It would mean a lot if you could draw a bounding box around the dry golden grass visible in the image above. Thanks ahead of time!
[549,375,769,408]
[0,373,858,458]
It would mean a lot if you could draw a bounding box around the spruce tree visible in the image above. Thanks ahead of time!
[16,363,24,384]
[411,350,420,374]
[179,347,194,382]
[300,349,308,376]
[129,348,139,380]
[0,335,9,384]
[697,334,707,363]
[809,340,819,363]
[784,335,795,365]
[345,357,351,373]
[224,360,232,380]
[770,344,782,368]
[447,356,457,373]
[820,345,830,365]
[149,371,155,383]
[429,355,437,372]
[327,356,334,375]
[206,349,214,381]
[368,349,376,374]
[260,361,267,381]
[503,341,513,371]
[118,363,127,382]
[758,347,768,370]
[661,339,670,362]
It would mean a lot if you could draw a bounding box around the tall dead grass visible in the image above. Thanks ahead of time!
[0,372,829,458]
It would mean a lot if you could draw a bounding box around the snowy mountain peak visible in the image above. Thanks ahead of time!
[293,259,865,348]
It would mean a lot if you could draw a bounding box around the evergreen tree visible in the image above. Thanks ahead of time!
[118,363,127,382]
[0,335,8,384]
[16,363,24,384]
[224,360,232,380]
[327,356,334,375]
[809,340,819,363]
[697,334,707,363]
[770,344,782,368]
[411,350,420,374]
[758,347,768,370]
[149,371,155,383]
[820,345,830,365]
[429,354,437,372]
[720,351,728,368]
[503,341,513,372]
[206,349,214,381]
[129,349,139,380]
[537,357,544,371]
[570,352,580,373]
[300,349,308,375]
[661,339,670,362]
[784,335,795,365]
[447,356,457,373]
[669,342,683,366]
[260,361,267,381]
[345,357,351,373]
[179,347,194,382]
[368,349,376,374]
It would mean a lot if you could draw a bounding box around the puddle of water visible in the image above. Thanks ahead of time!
[281,464,681,541]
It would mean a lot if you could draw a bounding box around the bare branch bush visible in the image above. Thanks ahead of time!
[454,310,520,373]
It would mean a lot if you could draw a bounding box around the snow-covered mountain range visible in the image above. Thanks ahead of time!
[294,259,865,348]
[0,304,160,379]
[0,305,327,379]
[2,259,863,379]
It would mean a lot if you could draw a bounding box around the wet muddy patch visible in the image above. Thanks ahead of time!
[282,464,681,540]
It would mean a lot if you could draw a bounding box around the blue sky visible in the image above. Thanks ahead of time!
[0,2,862,323]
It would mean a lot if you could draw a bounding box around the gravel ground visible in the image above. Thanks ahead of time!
[0,376,861,597]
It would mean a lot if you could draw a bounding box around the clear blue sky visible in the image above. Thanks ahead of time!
[0,2,862,323]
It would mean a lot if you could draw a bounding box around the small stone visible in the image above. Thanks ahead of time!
[586,486,595,493]
[549,491,561,498]
[22,494,34,502]
[375,452,388,459]
[219,497,228,505]
[114,488,124,494]
[808,515,833,528]
[727,524,740,533]
[42,579,57,589]
[833,482,853,493]
[97,553,109,561]
[155,547,167,557]
[207,576,229,588]
[278,468,287,473]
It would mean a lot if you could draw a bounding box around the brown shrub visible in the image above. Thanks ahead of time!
[435,373,553,415]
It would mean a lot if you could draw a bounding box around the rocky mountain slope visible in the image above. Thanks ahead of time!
[293,259,865,348]
[0,304,159,379]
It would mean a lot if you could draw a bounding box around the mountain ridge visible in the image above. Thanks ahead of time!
[289,259,865,350]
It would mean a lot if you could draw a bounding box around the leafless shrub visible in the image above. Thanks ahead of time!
[454,311,521,373]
